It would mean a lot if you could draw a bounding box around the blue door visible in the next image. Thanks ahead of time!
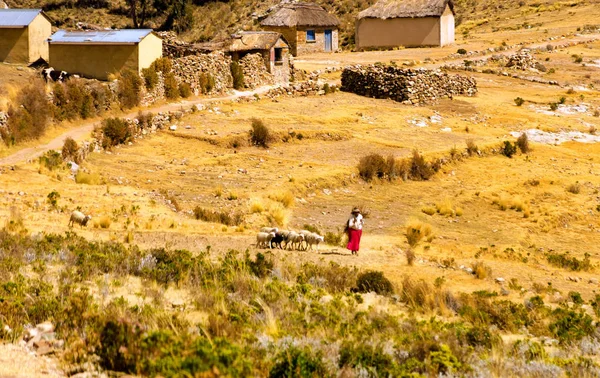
[324,29,332,52]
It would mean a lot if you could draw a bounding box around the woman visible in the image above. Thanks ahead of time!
[346,208,364,256]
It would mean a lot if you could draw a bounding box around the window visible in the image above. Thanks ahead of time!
[274,48,283,64]
[306,30,316,42]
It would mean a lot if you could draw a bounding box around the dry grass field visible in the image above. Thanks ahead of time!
[2,1,600,376]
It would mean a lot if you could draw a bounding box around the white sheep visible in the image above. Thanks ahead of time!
[285,232,305,251]
[256,232,276,249]
[260,227,279,234]
[305,233,325,253]
[68,210,92,228]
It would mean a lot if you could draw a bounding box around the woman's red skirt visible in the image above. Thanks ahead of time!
[347,229,362,251]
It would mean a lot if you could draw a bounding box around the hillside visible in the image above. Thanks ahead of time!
[7,0,594,47]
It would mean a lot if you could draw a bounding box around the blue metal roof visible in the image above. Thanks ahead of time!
[0,9,44,28]
[49,29,155,44]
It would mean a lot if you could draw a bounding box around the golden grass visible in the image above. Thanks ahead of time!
[268,190,295,208]
[75,171,102,185]
[94,216,111,229]
[435,198,455,217]
[266,204,289,227]
[405,219,433,248]
[249,200,265,214]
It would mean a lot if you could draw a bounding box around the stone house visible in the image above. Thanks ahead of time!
[48,29,163,81]
[228,31,291,84]
[0,9,52,64]
[260,1,339,56]
[356,0,455,50]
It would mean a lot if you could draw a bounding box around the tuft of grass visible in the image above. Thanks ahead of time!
[421,206,436,216]
[406,249,416,266]
[516,133,530,153]
[214,185,223,198]
[435,198,455,217]
[566,183,581,194]
[466,139,478,156]
[249,200,265,214]
[266,204,288,227]
[472,261,492,279]
[514,97,525,106]
[405,219,433,248]
[95,216,111,229]
[268,190,295,208]
[75,171,102,185]
[250,118,270,148]
[193,206,244,226]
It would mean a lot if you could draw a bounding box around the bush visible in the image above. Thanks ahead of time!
[546,252,591,271]
[550,307,594,344]
[193,206,244,226]
[141,67,159,90]
[39,150,63,171]
[566,182,581,194]
[405,220,433,248]
[472,261,492,279]
[117,69,142,109]
[246,252,273,278]
[466,139,478,156]
[572,54,583,63]
[230,61,245,90]
[65,79,94,119]
[250,118,270,147]
[409,149,434,180]
[75,171,102,185]
[102,118,131,148]
[163,73,180,100]
[358,153,387,181]
[549,102,558,111]
[47,190,60,208]
[514,97,525,106]
[355,271,394,295]
[6,81,51,144]
[516,133,530,153]
[179,82,192,98]
[62,137,80,163]
[269,346,327,378]
[501,141,517,158]
[457,48,467,55]
[324,231,342,246]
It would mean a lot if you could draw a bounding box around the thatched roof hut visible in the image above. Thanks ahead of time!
[358,0,454,20]
[229,31,285,52]
[261,2,339,27]
[356,0,455,49]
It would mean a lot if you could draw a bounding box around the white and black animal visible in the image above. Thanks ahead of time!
[68,210,92,228]
[305,233,325,253]
[256,232,276,249]
[260,227,279,234]
[42,68,72,83]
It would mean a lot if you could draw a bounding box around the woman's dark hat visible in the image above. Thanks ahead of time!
[351,208,361,214]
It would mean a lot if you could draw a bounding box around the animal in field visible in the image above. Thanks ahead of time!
[304,232,325,253]
[270,232,286,249]
[42,68,72,83]
[285,232,304,251]
[69,210,92,228]
[260,227,279,234]
[256,232,276,249]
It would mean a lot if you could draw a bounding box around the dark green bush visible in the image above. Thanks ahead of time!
[141,67,159,90]
[231,61,245,90]
[269,346,328,378]
[198,72,215,94]
[501,141,516,158]
[356,270,394,295]
[246,252,273,278]
[514,97,525,106]
[62,137,80,163]
[339,342,397,376]
[6,81,51,144]
[118,69,142,109]
[39,150,63,171]
[550,307,594,344]
[250,118,270,148]
[142,248,193,286]
[101,118,131,148]
[457,48,467,55]
[546,252,591,271]
[163,73,180,100]
[179,82,192,98]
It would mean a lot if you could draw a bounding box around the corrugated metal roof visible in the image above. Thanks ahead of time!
[49,29,154,44]
[0,9,43,28]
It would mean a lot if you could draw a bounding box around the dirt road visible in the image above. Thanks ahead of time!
[0,85,277,166]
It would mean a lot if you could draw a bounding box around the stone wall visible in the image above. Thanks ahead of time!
[341,65,477,105]
[238,53,274,89]
[171,52,233,95]
[0,111,8,144]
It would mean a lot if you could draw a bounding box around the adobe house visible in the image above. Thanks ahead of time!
[229,31,291,84]
[48,29,162,81]
[260,1,339,56]
[0,9,52,64]
[356,0,455,50]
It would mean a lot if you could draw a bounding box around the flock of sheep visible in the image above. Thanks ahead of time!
[257,227,325,252]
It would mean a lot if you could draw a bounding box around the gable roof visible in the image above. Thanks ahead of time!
[358,0,454,20]
[0,9,50,28]
[260,2,339,27]
[229,31,288,52]
[48,29,155,44]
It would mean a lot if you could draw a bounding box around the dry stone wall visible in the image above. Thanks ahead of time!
[172,52,233,95]
[341,65,477,105]
[239,53,274,89]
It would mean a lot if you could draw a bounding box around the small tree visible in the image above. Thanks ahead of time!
[62,137,80,163]
[250,118,270,147]
[231,61,245,90]
[501,140,517,158]
[516,133,530,153]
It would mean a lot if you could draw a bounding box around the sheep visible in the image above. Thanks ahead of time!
[69,210,92,228]
[270,232,285,249]
[298,230,314,250]
[260,227,279,234]
[285,232,305,251]
[305,233,325,253]
[256,232,276,249]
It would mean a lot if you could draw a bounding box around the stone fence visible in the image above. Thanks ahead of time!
[341,65,477,105]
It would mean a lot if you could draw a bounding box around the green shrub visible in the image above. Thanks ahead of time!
[324,231,342,246]
[62,137,80,163]
[142,248,193,286]
[250,118,270,148]
[428,344,462,375]
[457,48,467,55]
[230,61,245,90]
[46,190,60,209]
[516,133,530,153]
[39,150,63,171]
[514,97,525,106]
[356,271,394,295]
[118,69,142,109]
[163,73,180,100]
[546,252,591,271]
[193,206,244,226]
[550,307,594,344]
[466,139,478,156]
[6,81,51,144]
[198,72,215,94]
[269,346,328,378]
[179,82,192,98]
[65,79,94,119]
[339,342,398,376]
[246,252,273,278]
[549,102,558,111]
[102,118,131,148]
[141,67,159,90]
[501,141,516,158]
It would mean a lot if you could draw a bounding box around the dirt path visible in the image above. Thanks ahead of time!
[0,344,65,378]
[0,85,277,167]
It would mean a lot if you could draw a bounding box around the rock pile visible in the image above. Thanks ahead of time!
[341,65,477,105]
[0,111,8,143]
[172,52,233,95]
[22,322,63,356]
[504,51,546,71]
[239,53,274,89]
